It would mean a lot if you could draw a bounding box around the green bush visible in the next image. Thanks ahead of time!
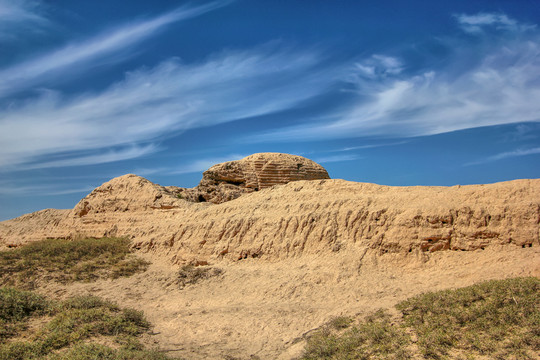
[0,341,43,360]
[47,343,173,360]
[0,287,52,341]
[302,310,411,360]
[35,295,150,350]
[0,287,51,323]
[0,289,178,359]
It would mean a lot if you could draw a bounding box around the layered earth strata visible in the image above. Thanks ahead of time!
[0,153,538,265]
[177,152,331,203]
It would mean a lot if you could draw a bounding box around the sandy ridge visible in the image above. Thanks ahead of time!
[1,175,538,265]
[1,153,539,359]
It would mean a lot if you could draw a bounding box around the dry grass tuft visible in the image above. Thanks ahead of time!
[177,265,223,289]
[0,237,149,289]
[302,309,411,360]
[397,277,540,359]
[0,288,178,360]
[302,277,539,360]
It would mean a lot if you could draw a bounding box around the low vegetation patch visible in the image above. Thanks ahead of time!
[0,287,176,360]
[0,287,52,341]
[0,237,150,289]
[177,265,223,289]
[397,277,540,359]
[302,310,411,360]
[302,277,540,360]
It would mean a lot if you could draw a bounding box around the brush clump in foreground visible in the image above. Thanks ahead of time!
[302,277,539,360]
[0,237,149,289]
[0,237,178,359]
[398,277,540,359]
[302,310,411,360]
[0,287,176,360]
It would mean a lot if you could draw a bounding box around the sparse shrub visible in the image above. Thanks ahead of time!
[302,277,539,360]
[0,289,178,359]
[0,237,150,289]
[61,295,118,311]
[327,316,353,330]
[397,277,540,359]
[0,341,43,360]
[0,287,52,342]
[36,295,150,349]
[0,287,51,323]
[177,265,223,289]
[47,343,174,360]
[302,309,411,360]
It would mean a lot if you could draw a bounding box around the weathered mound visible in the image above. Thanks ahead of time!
[0,208,71,247]
[0,166,538,268]
[1,153,539,359]
[147,178,539,265]
[73,174,186,216]
[1,153,538,360]
[179,153,330,203]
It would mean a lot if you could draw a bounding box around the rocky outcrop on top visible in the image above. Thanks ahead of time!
[0,153,539,268]
[178,153,330,203]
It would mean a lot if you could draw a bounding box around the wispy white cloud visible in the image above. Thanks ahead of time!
[353,55,403,79]
[337,141,408,152]
[455,12,536,34]
[0,182,94,196]
[314,154,361,164]
[465,147,540,166]
[504,123,540,142]
[133,153,247,177]
[0,46,333,169]
[171,154,248,174]
[0,0,45,22]
[255,13,540,143]
[16,144,158,171]
[0,0,50,40]
[0,1,231,97]
[3,8,538,175]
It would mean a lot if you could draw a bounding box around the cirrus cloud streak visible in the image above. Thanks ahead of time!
[0,1,232,97]
[255,13,540,143]
[0,46,335,169]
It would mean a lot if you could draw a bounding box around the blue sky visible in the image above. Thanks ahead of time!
[1,0,540,220]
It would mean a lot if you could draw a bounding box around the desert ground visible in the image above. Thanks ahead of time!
[1,153,538,359]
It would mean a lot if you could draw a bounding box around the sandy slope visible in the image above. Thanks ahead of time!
[37,245,539,359]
